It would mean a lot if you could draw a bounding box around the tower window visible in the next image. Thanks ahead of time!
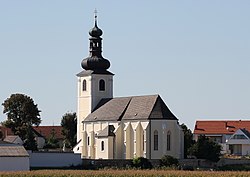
[167,131,171,151]
[82,79,87,91]
[154,130,158,151]
[99,79,105,91]
[101,141,104,151]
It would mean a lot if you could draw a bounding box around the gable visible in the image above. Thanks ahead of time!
[149,97,177,120]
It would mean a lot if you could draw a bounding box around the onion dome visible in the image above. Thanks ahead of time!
[89,21,103,37]
[81,12,110,71]
[81,56,110,71]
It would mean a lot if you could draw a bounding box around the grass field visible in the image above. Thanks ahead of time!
[1,169,250,177]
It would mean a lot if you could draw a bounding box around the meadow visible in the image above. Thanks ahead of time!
[1,169,250,177]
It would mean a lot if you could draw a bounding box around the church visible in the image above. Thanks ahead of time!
[73,15,184,160]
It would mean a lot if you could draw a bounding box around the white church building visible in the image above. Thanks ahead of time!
[73,15,184,160]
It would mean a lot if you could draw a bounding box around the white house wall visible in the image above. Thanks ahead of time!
[242,145,250,156]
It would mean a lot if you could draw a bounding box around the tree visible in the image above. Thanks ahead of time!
[188,135,221,162]
[23,127,38,150]
[160,155,179,167]
[2,93,41,150]
[181,123,195,158]
[45,128,59,149]
[61,112,77,148]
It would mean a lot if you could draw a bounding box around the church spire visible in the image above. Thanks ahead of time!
[81,10,110,72]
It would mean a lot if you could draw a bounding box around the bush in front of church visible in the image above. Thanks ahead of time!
[160,155,179,167]
[132,157,152,169]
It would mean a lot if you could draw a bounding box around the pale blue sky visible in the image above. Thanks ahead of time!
[0,1,250,131]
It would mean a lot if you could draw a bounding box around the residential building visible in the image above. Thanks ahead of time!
[193,120,250,155]
[0,126,63,150]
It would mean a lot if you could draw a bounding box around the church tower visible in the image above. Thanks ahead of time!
[76,14,114,142]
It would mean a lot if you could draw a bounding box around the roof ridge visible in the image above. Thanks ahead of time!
[113,94,159,99]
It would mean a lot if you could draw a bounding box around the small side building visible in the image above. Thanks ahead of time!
[0,140,29,171]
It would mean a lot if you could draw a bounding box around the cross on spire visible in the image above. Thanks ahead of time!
[94,9,98,21]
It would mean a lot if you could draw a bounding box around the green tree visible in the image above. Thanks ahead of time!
[61,112,77,148]
[181,123,195,158]
[23,127,38,150]
[2,93,41,150]
[188,135,221,162]
[45,128,59,149]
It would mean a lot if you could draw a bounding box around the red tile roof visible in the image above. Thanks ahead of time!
[194,120,250,135]
[0,126,14,137]
[0,126,63,140]
[33,126,63,140]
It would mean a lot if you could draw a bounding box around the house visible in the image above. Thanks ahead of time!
[227,128,250,156]
[193,120,250,155]
[0,140,29,171]
[4,135,23,145]
[33,126,64,148]
[0,126,63,150]
[73,15,184,159]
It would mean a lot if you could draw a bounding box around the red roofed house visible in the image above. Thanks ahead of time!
[194,120,250,155]
[0,126,63,150]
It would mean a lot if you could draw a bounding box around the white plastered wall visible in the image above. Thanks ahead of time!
[150,120,183,159]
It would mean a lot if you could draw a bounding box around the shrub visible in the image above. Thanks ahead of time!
[160,155,179,167]
[188,135,221,162]
[132,157,152,169]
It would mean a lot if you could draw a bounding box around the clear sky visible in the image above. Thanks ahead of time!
[0,1,250,131]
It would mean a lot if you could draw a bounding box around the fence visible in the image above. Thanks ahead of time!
[28,151,82,168]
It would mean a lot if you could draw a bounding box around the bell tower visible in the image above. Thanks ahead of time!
[76,12,114,142]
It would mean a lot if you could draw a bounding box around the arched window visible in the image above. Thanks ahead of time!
[101,141,104,151]
[87,136,90,146]
[82,79,87,91]
[167,131,171,151]
[154,130,158,151]
[99,79,105,91]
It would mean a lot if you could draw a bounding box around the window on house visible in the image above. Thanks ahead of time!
[87,136,90,146]
[101,141,104,151]
[154,130,158,151]
[99,79,105,91]
[82,79,87,91]
[167,131,171,151]
[232,134,247,139]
